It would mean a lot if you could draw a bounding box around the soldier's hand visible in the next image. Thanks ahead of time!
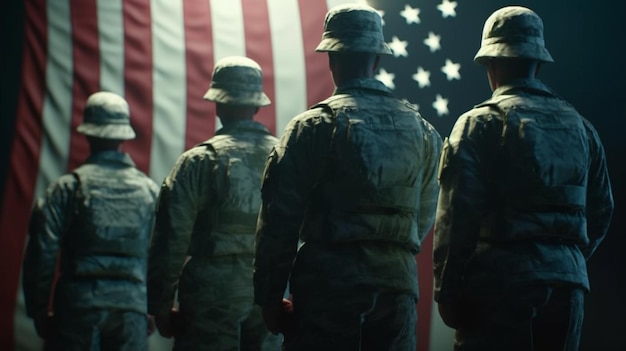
[146,314,156,336]
[262,298,295,336]
[154,312,173,338]
[33,313,54,339]
[437,297,474,329]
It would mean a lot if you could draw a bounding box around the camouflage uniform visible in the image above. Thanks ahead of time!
[434,7,614,351]
[22,92,160,351]
[254,5,442,350]
[148,57,281,351]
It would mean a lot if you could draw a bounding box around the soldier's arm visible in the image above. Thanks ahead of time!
[433,114,493,302]
[418,124,443,243]
[22,175,76,319]
[582,122,614,259]
[254,111,333,307]
[148,148,213,316]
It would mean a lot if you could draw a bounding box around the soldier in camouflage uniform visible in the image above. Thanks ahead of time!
[253,4,442,351]
[148,56,281,351]
[433,6,614,351]
[22,91,160,351]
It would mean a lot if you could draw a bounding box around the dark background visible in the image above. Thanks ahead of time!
[1,0,624,350]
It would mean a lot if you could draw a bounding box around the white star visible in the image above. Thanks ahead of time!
[400,5,421,24]
[432,94,449,116]
[441,59,461,81]
[437,0,458,18]
[412,66,431,88]
[388,36,408,57]
[376,68,395,89]
[423,32,441,53]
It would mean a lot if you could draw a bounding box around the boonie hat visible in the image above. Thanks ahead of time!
[77,91,136,140]
[315,3,392,55]
[474,6,554,64]
[203,56,271,107]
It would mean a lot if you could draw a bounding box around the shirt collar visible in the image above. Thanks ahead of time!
[86,150,136,167]
[334,78,393,96]
[492,78,553,98]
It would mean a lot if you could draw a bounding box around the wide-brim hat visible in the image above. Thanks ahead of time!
[204,56,271,107]
[77,91,136,140]
[315,3,392,55]
[474,6,554,64]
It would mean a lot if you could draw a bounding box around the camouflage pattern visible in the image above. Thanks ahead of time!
[47,309,148,351]
[434,78,614,303]
[315,3,392,55]
[22,150,159,348]
[204,56,271,107]
[148,120,280,350]
[474,6,554,64]
[77,91,136,140]
[253,78,442,328]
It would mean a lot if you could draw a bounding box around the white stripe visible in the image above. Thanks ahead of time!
[267,0,308,134]
[97,0,125,96]
[16,1,75,349]
[35,0,73,199]
[209,0,247,131]
[149,0,187,184]
[209,0,246,60]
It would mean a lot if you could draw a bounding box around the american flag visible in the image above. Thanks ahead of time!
[0,0,489,350]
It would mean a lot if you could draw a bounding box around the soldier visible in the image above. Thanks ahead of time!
[148,56,281,350]
[253,4,442,351]
[22,91,160,351]
[433,6,614,351]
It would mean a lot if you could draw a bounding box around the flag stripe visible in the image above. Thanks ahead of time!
[122,0,154,174]
[0,0,47,345]
[182,1,215,150]
[66,0,100,172]
[208,0,246,133]
[36,0,74,198]
[417,232,434,351]
[150,0,187,183]
[300,0,334,108]
[242,0,277,134]
[267,0,309,133]
[97,0,125,95]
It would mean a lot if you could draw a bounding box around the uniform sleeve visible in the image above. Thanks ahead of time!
[147,148,214,315]
[253,112,334,307]
[433,114,496,302]
[581,121,614,259]
[22,175,77,319]
[417,123,443,243]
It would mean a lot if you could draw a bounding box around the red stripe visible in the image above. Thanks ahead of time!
[241,0,276,135]
[183,1,215,149]
[298,0,334,107]
[122,0,153,174]
[416,229,435,351]
[66,0,101,172]
[0,0,47,346]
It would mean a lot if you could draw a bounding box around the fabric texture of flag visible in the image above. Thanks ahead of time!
[0,0,480,350]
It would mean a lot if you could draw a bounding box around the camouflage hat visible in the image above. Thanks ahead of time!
[474,6,554,64]
[77,91,136,140]
[203,56,271,107]
[315,3,392,55]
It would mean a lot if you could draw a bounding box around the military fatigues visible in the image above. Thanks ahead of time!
[254,77,442,350]
[148,120,280,351]
[23,151,159,351]
[434,78,614,350]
